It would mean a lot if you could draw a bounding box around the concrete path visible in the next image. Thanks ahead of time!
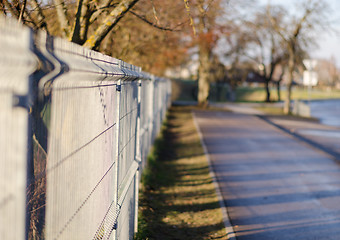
[263,115,340,159]
[194,110,340,240]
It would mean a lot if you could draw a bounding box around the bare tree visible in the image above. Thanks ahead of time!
[241,9,287,102]
[191,0,222,107]
[267,0,331,114]
[188,0,241,106]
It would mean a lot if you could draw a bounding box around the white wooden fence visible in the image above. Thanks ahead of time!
[0,17,171,240]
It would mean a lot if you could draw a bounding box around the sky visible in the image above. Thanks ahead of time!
[260,0,340,66]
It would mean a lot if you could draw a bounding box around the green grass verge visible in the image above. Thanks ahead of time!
[136,106,227,240]
[236,86,340,102]
[255,106,284,115]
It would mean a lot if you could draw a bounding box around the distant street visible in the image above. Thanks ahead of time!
[194,109,340,240]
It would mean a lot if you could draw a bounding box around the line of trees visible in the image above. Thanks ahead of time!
[1,0,333,113]
[219,0,332,113]
[1,0,192,75]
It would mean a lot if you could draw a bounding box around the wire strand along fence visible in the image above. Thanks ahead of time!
[0,18,171,240]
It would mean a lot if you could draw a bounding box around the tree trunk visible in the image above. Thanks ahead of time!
[283,46,295,114]
[265,79,270,102]
[284,57,294,114]
[276,70,284,102]
[276,81,281,101]
[284,81,292,114]
[197,42,211,107]
[196,1,211,107]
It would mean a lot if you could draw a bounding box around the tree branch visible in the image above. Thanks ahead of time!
[84,0,139,50]
[183,0,196,35]
[150,0,159,25]
[29,0,49,32]
[130,11,180,31]
[70,0,84,43]
[54,0,71,38]
[3,0,20,18]
[80,1,94,44]
[18,0,27,23]
[89,1,117,24]
[0,0,7,15]
[266,5,288,42]
[293,7,312,38]
[22,6,39,29]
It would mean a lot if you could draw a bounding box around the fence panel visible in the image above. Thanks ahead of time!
[0,18,171,240]
[118,79,139,186]
[139,79,153,173]
[33,33,124,240]
[0,19,37,240]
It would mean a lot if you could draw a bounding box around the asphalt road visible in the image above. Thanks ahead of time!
[194,110,340,240]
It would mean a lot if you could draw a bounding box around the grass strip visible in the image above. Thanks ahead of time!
[236,86,340,102]
[136,106,227,240]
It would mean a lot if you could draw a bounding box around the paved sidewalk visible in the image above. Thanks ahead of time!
[194,110,340,240]
[263,115,340,159]
[212,102,340,159]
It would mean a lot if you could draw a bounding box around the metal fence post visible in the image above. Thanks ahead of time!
[134,77,142,234]
[113,61,123,240]
[149,75,155,142]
